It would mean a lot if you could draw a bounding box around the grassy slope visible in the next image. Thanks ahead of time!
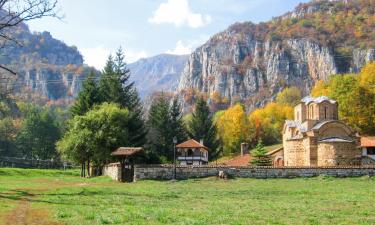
[0,168,375,225]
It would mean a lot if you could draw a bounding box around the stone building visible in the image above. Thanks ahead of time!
[280,96,361,167]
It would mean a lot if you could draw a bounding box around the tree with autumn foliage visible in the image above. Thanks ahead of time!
[311,62,375,135]
[215,104,251,155]
[276,86,302,107]
[248,102,293,146]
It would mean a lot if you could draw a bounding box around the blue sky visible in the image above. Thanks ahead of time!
[28,0,309,69]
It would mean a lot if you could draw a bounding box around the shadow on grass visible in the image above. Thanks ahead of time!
[0,188,181,207]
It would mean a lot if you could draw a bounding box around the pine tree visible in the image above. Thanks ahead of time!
[71,71,101,116]
[250,139,272,166]
[187,96,221,160]
[98,48,147,147]
[147,94,172,161]
[147,95,187,162]
[169,97,187,143]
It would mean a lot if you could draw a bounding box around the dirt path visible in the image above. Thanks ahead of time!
[4,196,65,225]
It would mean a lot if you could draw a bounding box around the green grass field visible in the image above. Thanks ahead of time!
[0,168,375,225]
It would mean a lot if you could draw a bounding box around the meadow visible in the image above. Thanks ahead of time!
[0,168,375,225]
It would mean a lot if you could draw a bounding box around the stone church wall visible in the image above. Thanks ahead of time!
[283,139,308,166]
[317,142,361,166]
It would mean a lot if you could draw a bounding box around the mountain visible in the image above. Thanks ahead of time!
[0,14,96,105]
[178,0,374,112]
[128,54,188,99]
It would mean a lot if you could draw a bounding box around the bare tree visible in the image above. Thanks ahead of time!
[0,0,59,75]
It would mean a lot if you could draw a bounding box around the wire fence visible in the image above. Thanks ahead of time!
[0,157,74,169]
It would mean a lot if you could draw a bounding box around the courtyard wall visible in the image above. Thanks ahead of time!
[103,164,375,182]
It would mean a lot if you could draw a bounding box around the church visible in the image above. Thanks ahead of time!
[277,96,361,167]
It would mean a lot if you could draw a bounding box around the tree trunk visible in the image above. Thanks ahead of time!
[82,162,86,177]
[87,159,90,177]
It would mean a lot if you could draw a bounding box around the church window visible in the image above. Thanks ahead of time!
[324,106,328,119]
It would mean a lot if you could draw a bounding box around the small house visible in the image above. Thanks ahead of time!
[176,139,209,166]
[361,137,375,165]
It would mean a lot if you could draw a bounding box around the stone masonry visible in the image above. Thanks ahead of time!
[103,164,375,182]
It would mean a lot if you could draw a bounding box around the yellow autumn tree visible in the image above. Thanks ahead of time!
[311,62,375,135]
[276,86,302,107]
[248,102,293,145]
[215,104,251,155]
[358,62,375,93]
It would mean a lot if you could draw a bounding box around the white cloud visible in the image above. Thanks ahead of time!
[81,46,111,70]
[166,40,192,55]
[81,47,147,70]
[148,0,212,28]
[166,35,210,55]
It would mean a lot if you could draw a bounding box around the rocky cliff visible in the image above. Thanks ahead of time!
[0,16,95,103]
[129,54,188,99]
[178,0,375,112]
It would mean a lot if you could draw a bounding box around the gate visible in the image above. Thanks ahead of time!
[122,164,134,182]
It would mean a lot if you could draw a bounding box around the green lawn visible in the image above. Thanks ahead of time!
[0,169,375,225]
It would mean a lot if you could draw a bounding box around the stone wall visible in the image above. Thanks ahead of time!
[103,163,121,181]
[317,142,360,166]
[283,139,308,166]
[133,165,375,181]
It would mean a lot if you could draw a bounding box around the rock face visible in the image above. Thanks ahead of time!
[178,0,375,112]
[0,15,95,102]
[128,54,188,99]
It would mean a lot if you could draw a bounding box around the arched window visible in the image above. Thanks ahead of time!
[324,106,328,119]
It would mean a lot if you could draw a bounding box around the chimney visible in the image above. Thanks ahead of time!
[241,143,249,156]
[200,139,204,145]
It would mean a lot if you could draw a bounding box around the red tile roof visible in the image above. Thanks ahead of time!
[361,137,375,147]
[176,139,208,150]
[111,147,143,156]
[221,154,252,166]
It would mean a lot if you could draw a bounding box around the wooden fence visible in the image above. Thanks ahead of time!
[0,157,73,169]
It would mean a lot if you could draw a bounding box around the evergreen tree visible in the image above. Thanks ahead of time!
[147,95,187,162]
[98,48,147,147]
[147,94,172,162]
[187,96,221,160]
[71,71,101,116]
[250,139,272,166]
[169,97,187,143]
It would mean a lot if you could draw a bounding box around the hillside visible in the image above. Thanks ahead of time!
[0,13,95,105]
[178,0,375,112]
[128,54,188,99]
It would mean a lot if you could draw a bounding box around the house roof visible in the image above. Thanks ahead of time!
[111,147,143,156]
[361,137,375,147]
[301,96,337,105]
[285,120,307,133]
[266,147,284,156]
[176,139,208,150]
